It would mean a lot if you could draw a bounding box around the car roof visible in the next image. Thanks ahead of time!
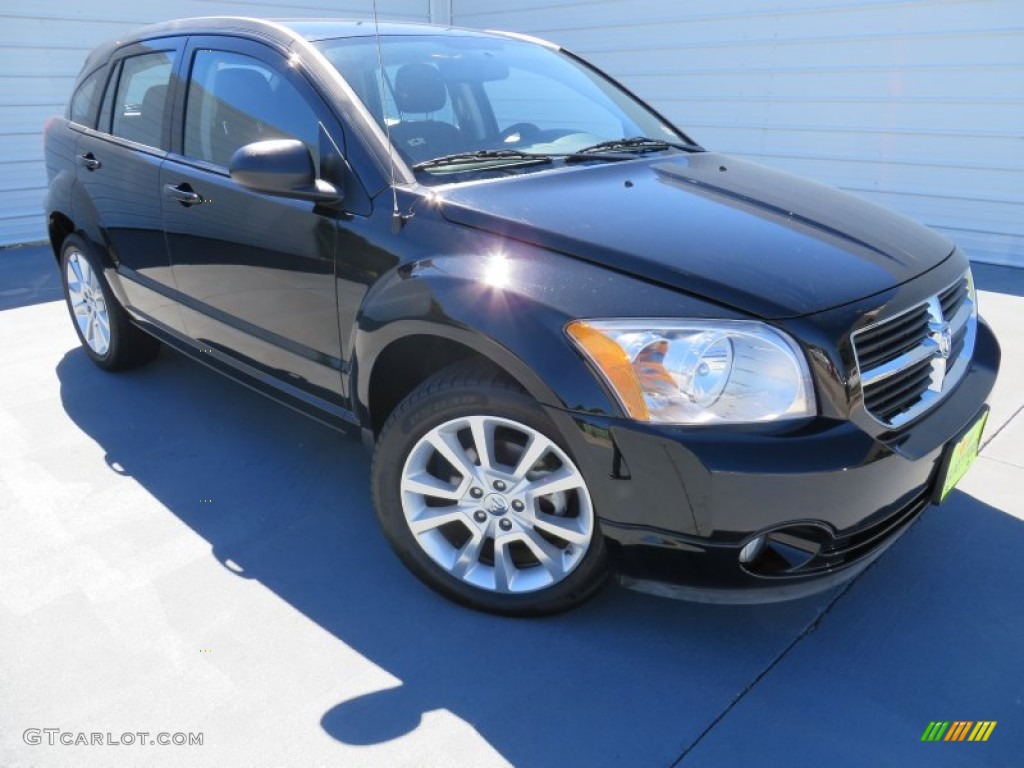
[107,16,507,46]
[80,16,547,74]
[77,16,561,83]
[281,18,503,41]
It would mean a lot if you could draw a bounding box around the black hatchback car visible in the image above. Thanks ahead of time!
[44,17,999,615]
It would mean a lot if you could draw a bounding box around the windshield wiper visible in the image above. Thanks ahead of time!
[412,149,552,172]
[565,136,701,163]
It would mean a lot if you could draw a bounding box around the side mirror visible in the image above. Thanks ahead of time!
[229,139,342,204]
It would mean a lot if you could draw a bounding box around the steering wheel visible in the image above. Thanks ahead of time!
[497,122,541,145]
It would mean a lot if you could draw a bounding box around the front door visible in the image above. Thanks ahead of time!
[160,38,346,410]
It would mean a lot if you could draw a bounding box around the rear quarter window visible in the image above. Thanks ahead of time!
[68,67,105,127]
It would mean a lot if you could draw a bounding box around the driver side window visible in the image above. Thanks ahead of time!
[184,49,319,169]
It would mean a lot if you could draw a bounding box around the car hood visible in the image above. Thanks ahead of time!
[434,152,954,318]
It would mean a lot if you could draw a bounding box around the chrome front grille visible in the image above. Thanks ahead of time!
[853,273,976,428]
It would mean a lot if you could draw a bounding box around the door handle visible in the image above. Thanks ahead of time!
[163,183,205,206]
[77,153,101,171]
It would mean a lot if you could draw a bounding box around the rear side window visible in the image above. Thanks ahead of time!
[111,51,176,148]
[69,68,104,126]
[184,49,319,168]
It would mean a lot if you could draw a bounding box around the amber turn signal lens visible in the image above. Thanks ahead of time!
[566,321,650,420]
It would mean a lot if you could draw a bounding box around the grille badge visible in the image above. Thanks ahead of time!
[925,296,949,393]
[934,322,952,359]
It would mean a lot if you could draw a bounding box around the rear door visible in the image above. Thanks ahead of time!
[75,39,187,333]
[160,36,347,410]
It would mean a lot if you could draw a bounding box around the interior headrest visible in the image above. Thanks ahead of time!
[215,68,274,112]
[142,84,167,112]
[394,63,447,114]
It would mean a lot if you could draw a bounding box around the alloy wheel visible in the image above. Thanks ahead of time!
[400,415,595,594]
[65,249,111,356]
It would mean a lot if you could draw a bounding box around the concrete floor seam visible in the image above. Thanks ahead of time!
[667,565,869,767]
[981,403,1023,452]
[979,454,1024,472]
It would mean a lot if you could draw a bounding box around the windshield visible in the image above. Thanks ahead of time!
[314,34,694,178]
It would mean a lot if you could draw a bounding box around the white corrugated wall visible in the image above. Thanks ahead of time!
[452,0,1024,267]
[0,0,432,247]
[5,1,1022,266]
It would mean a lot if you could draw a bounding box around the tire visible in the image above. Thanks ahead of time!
[371,362,609,616]
[60,234,160,371]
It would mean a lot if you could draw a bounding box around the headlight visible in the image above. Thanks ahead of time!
[566,319,816,424]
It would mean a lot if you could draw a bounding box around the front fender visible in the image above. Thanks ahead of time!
[351,253,618,422]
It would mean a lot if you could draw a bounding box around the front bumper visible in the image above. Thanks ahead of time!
[546,317,1000,602]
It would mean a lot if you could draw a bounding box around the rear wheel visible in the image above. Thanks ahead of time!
[371,363,608,616]
[60,234,159,370]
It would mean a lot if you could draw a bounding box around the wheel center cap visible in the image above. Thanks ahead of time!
[483,493,509,516]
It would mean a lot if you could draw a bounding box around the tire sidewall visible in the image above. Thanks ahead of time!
[372,379,608,616]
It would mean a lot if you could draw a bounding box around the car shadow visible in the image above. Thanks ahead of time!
[55,345,1023,765]
[0,244,64,311]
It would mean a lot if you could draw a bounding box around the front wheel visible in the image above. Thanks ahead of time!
[371,364,608,616]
